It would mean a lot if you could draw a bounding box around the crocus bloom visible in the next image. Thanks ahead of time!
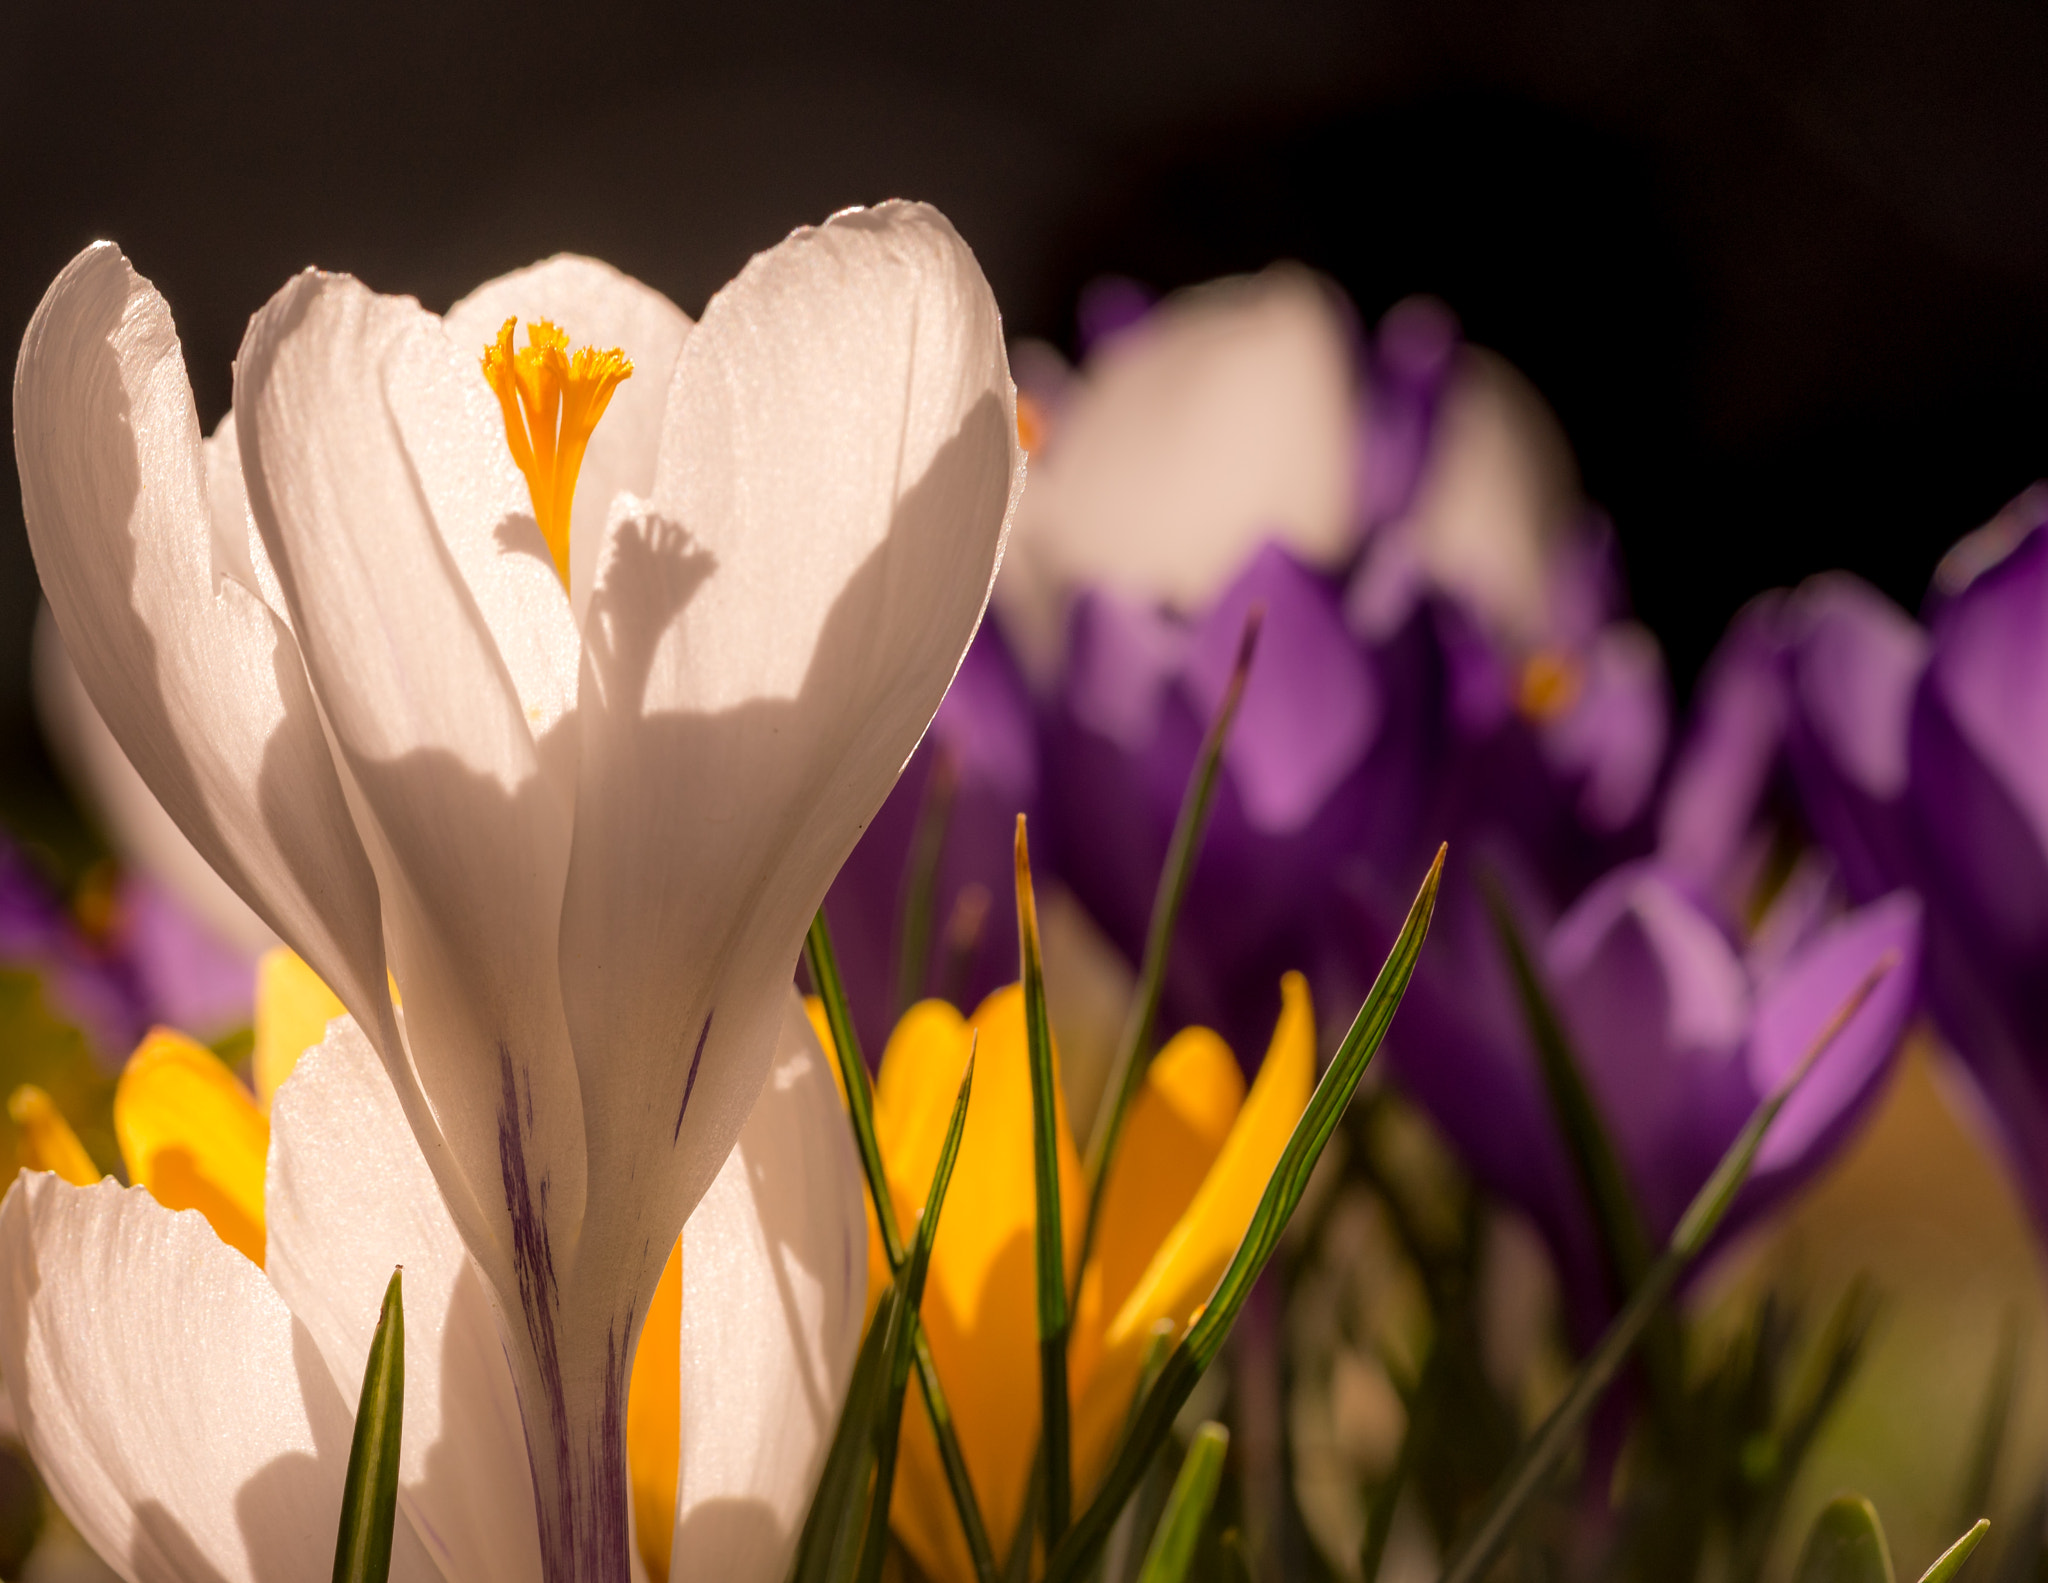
[1384,853,1921,1332]
[1,989,863,1583]
[809,975,1314,1583]
[16,201,1021,1582]
[1777,491,2048,1234]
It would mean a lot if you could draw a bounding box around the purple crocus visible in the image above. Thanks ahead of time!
[1776,490,2048,1233]
[1381,843,1921,1335]
[822,619,1040,1058]
[1042,539,1444,1062]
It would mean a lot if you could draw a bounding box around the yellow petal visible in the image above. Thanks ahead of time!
[627,1235,683,1583]
[1073,973,1314,1493]
[1089,1025,1244,1335]
[7,1085,101,1185]
[882,986,1085,1583]
[253,948,346,1109]
[115,1029,270,1264]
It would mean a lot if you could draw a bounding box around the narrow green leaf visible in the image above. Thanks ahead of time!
[807,913,898,1260]
[792,1282,902,1583]
[1793,1497,1896,1583]
[1917,1518,1990,1583]
[896,748,959,1016]
[1017,815,1072,1546]
[1084,607,1264,1256]
[1956,1312,2020,1535]
[805,909,1001,1583]
[1134,1424,1231,1583]
[1484,877,1690,1440]
[1044,844,1445,1583]
[332,1268,404,1583]
[1433,954,1898,1583]
[856,1047,977,1583]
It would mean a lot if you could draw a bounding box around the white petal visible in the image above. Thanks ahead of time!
[675,991,866,1583]
[0,1173,437,1583]
[444,257,694,622]
[31,605,276,957]
[1399,348,1579,648]
[266,1016,542,1583]
[558,200,1020,1310]
[235,267,588,1283]
[13,244,393,1056]
[1002,266,1356,616]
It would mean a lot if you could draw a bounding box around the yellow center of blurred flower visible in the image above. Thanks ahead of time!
[480,318,633,586]
[1517,648,1584,721]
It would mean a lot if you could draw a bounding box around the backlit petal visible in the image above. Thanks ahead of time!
[0,1172,436,1583]
[252,947,346,1109]
[1003,267,1356,628]
[1088,1025,1244,1340]
[673,990,867,1583]
[884,985,1084,1579]
[235,265,586,1299]
[7,1088,100,1186]
[627,1239,682,1583]
[265,1015,542,1583]
[113,1030,267,1265]
[555,202,1020,1467]
[444,257,694,620]
[13,243,393,1087]
[1076,973,1314,1492]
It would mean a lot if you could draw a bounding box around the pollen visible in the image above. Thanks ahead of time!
[481,318,633,587]
[1517,649,1585,721]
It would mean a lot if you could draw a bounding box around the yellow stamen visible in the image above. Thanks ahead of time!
[115,1029,270,1265]
[1517,649,1584,721]
[8,1085,101,1185]
[1015,392,1047,454]
[480,317,633,587]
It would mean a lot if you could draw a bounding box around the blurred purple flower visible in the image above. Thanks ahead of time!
[1042,541,1443,1061]
[0,832,256,1067]
[1777,491,2048,1233]
[1384,848,1920,1335]
[822,621,1039,1058]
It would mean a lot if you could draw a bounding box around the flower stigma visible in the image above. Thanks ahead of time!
[1517,648,1584,721]
[481,317,633,586]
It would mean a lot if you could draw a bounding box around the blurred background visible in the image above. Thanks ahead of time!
[5,2,2048,1578]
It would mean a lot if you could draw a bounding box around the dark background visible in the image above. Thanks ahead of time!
[5,0,2046,829]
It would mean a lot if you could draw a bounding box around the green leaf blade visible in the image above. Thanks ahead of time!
[1016,816,1072,1546]
[1134,1423,1231,1583]
[1044,843,1445,1583]
[1918,1518,1990,1583]
[331,1268,404,1583]
[1793,1496,1897,1583]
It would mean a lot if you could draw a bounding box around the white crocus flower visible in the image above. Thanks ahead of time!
[13,201,1023,1583]
[0,994,863,1583]
[996,266,1357,670]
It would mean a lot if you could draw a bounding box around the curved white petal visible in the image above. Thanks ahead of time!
[674,991,867,1583]
[266,1015,542,1583]
[13,243,393,1059]
[0,1173,437,1583]
[1002,265,1356,619]
[559,200,1020,1330]
[444,257,694,621]
[1400,347,1579,648]
[234,267,588,1289]
[31,605,275,957]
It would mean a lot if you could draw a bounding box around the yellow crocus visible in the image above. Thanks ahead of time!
[810,971,1316,1583]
